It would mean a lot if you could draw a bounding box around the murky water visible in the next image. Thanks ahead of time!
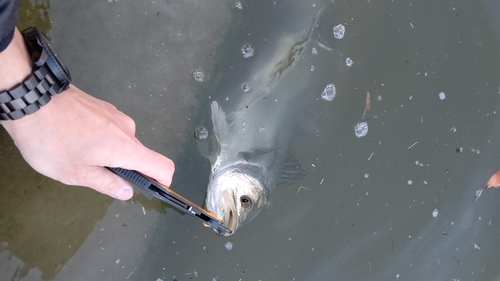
[2,0,500,280]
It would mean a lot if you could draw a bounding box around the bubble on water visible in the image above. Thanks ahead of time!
[191,70,205,82]
[354,122,369,138]
[321,84,336,101]
[407,180,413,185]
[364,173,369,178]
[241,44,254,59]
[346,57,353,67]
[224,241,233,251]
[377,95,382,101]
[115,259,120,264]
[311,47,318,55]
[194,126,209,141]
[242,83,251,92]
[333,24,345,39]
[235,1,242,9]
[310,65,315,72]
[258,126,265,132]
[432,209,438,218]
[439,92,446,100]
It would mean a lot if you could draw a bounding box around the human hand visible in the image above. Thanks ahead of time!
[2,85,175,200]
[0,28,174,200]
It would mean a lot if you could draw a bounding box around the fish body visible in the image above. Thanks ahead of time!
[204,12,323,235]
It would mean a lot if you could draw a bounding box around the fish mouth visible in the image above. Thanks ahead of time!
[219,189,238,236]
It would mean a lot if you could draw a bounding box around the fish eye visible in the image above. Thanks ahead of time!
[240,195,253,209]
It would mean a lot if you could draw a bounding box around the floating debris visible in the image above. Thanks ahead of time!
[362,91,371,120]
[191,70,205,82]
[242,83,251,92]
[321,84,336,101]
[439,92,446,100]
[474,170,500,202]
[346,57,353,67]
[241,44,254,58]
[194,126,209,141]
[224,241,233,251]
[354,122,369,138]
[333,24,346,39]
[126,268,137,279]
[235,1,242,9]
[368,152,374,160]
[296,186,312,194]
[432,209,438,218]
[407,141,418,149]
[311,47,318,55]
[240,119,247,131]
[474,188,483,202]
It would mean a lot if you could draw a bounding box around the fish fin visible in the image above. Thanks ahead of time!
[278,151,304,186]
[196,101,227,164]
[211,101,229,144]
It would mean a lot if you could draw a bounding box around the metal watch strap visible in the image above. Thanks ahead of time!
[0,64,66,121]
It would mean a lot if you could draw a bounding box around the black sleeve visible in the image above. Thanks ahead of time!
[0,0,18,52]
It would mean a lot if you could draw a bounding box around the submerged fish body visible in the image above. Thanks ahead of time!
[204,10,324,235]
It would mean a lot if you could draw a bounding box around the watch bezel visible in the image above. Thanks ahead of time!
[23,27,72,84]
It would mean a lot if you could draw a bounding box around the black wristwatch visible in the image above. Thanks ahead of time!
[0,27,71,121]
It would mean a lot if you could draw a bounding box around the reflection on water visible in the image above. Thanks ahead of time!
[18,0,52,34]
[0,128,112,280]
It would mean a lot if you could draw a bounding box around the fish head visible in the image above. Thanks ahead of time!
[206,167,266,236]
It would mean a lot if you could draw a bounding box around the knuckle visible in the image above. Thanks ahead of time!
[122,114,136,133]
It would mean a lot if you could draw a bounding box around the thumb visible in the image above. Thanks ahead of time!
[84,166,134,200]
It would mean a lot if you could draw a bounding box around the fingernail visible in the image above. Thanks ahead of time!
[113,186,133,200]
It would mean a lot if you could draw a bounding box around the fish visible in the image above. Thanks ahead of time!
[202,9,325,235]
